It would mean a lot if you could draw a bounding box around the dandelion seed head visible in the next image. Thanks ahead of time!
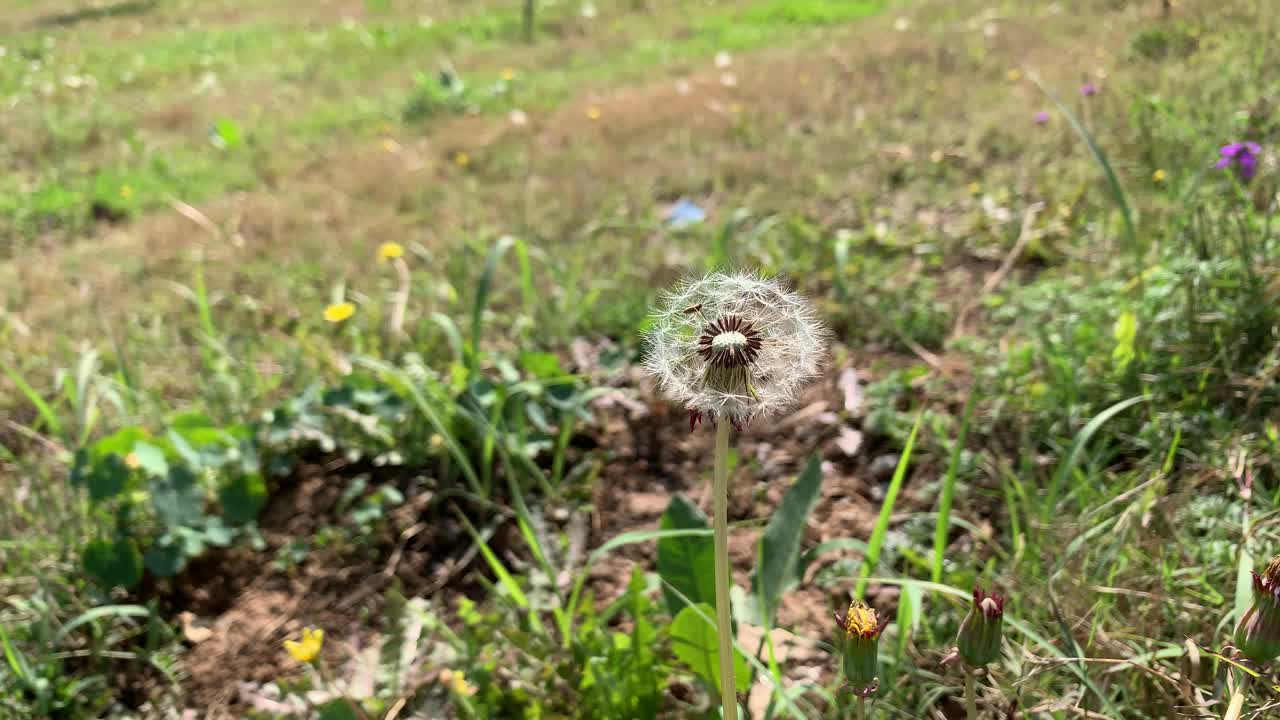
[643,272,825,426]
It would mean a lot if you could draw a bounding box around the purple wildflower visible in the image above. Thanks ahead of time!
[1034,111,1050,125]
[1080,82,1099,97]
[1216,142,1263,181]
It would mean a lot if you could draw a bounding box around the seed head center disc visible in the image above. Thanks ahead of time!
[712,331,749,352]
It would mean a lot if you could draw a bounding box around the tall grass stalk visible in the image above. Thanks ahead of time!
[712,419,737,720]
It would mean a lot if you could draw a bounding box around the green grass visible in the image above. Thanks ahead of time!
[1,0,893,246]
[5,0,1280,717]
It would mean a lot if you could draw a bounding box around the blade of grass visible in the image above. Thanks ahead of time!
[563,527,713,641]
[356,357,482,496]
[470,236,516,377]
[1028,71,1138,258]
[855,412,923,598]
[1042,394,1150,522]
[1,361,63,442]
[54,605,152,644]
[453,507,546,636]
[933,392,975,583]
[867,575,1119,712]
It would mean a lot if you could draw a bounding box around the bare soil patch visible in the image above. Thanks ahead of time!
[152,352,954,714]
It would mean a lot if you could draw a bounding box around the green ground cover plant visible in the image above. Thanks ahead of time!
[3,0,1280,718]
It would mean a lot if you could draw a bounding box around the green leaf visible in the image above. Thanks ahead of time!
[895,582,923,658]
[670,603,750,694]
[143,539,186,577]
[203,516,234,547]
[657,495,716,615]
[220,472,268,525]
[1237,545,1254,630]
[90,426,149,461]
[752,455,823,626]
[316,700,361,720]
[0,624,34,685]
[1112,310,1138,373]
[520,351,563,379]
[131,441,169,478]
[211,118,243,148]
[151,466,203,527]
[88,454,130,502]
[83,537,143,589]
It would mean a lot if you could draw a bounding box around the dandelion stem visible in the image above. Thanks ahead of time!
[713,418,737,720]
[856,697,867,720]
[965,670,978,720]
[1224,672,1251,720]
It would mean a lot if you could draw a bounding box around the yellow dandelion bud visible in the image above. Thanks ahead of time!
[379,242,404,262]
[323,302,355,323]
[967,182,981,196]
[501,67,515,81]
[284,627,324,663]
[119,185,133,199]
[586,106,602,121]
[1152,169,1167,183]
[1006,68,1022,82]
[454,151,469,167]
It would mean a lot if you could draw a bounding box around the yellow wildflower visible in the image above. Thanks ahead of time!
[284,627,324,663]
[323,303,355,323]
[586,106,602,121]
[842,601,883,637]
[124,452,140,469]
[728,102,743,115]
[454,151,470,167]
[119,185,133,199]
[440,668,477,697]
[378,242,404,262]
[967,182,981,196]
[501,67,515,82]
[1006,68,1022,82]
[1152,169,1167,183]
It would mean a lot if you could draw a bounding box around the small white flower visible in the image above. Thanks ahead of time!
[715,51,733,68]
[644,272,825,428]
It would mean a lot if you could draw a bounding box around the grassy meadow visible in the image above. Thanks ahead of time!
[3,0,1280,717]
